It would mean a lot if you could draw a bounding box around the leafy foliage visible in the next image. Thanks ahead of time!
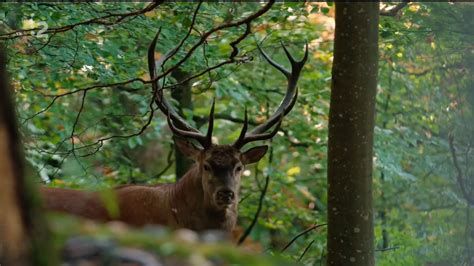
[1,2,472,265]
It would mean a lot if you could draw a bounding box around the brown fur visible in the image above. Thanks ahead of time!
[39,144,268,232]
[41,165,237,231]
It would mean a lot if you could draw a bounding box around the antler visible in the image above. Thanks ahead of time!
[233,42,308,149]
[148,29,214,149]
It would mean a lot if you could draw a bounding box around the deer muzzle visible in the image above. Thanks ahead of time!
[216,189,235,205]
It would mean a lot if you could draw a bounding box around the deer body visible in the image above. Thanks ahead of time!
[42,163,238,231]
[40,30,307,232]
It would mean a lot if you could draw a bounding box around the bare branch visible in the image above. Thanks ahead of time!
[70,90,87,156]
[22,78,147,125]
[375,246,400,252]
[163,23,254,91]
[238,146,272,245]
[155,1,275,83]
[161,2,203,69]
[448,134,474,205]
[298,239,315,262]
[281,224,327,253]
[65,83,160,157]
[380,1,410,17]
[151,144,174,180]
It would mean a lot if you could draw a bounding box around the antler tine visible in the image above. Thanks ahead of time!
[204,98,216,148]
[233,107,248,149]
[257,43,290,79]
[280,41,296,64]
[148,28,214,148]
[243,114,283,143]
[166,98,215,149]
[148,29,195,131]
[252,43,307,134]
[167,114,208,146]
[233,113,282,149]
[233,42,308,149]
[281,41,309,67]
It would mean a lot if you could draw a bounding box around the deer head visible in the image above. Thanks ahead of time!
[148,30,308,210]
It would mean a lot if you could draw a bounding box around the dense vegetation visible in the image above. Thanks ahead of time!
[1,2,472,265]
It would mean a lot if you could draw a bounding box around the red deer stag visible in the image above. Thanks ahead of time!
[40,31,308,232]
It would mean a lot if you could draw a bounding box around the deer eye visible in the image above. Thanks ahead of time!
[203,164,211,172]
[235,165,243,172]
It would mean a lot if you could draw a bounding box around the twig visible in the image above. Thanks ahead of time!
[297,239,315,262]
[238,193,252,204]
[238,144,273,245]
[70,90,87,156]
[151,145,174,179]
[448,134,474,205]
[22,77,147,125]
[280,128,311,148]
[319,247,325,266]
[75,84,159,157]
[281,224,327,252]
[380,1,410,17]
[155,0,275,84]
[375,246,400,252]
[161,2,202,70]
[151,1,274,89]
[237,167,270,245]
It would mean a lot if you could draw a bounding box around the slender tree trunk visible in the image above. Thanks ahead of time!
[327,3,379,266]
[379,64,393,250]
[171,69,194,180]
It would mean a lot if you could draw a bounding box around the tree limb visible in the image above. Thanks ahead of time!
[448,134,474,205]
[380,1,410,17]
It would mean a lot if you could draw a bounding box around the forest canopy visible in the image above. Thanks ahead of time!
[1,2,473,265]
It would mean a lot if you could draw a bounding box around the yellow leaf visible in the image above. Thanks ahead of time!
[287,166,301,176]
[22,19,37,30]
[408,3,420,12]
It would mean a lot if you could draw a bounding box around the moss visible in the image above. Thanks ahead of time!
[47,214,297,266]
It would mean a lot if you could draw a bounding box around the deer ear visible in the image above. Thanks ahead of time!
[174,138,201,160]
[241,145,268,165]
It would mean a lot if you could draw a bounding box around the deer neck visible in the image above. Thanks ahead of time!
[171,164,237,231]
[174,164,213,211]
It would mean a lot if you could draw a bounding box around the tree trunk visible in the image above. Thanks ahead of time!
[327,3,379,266]
[171,69,194,180]
[0,49,51,265]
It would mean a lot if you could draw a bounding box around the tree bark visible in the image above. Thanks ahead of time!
[0,49,51,265]
[327,3,379,266]
[171,69,194,180]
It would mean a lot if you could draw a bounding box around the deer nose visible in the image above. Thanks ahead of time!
[217,190,235,201]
